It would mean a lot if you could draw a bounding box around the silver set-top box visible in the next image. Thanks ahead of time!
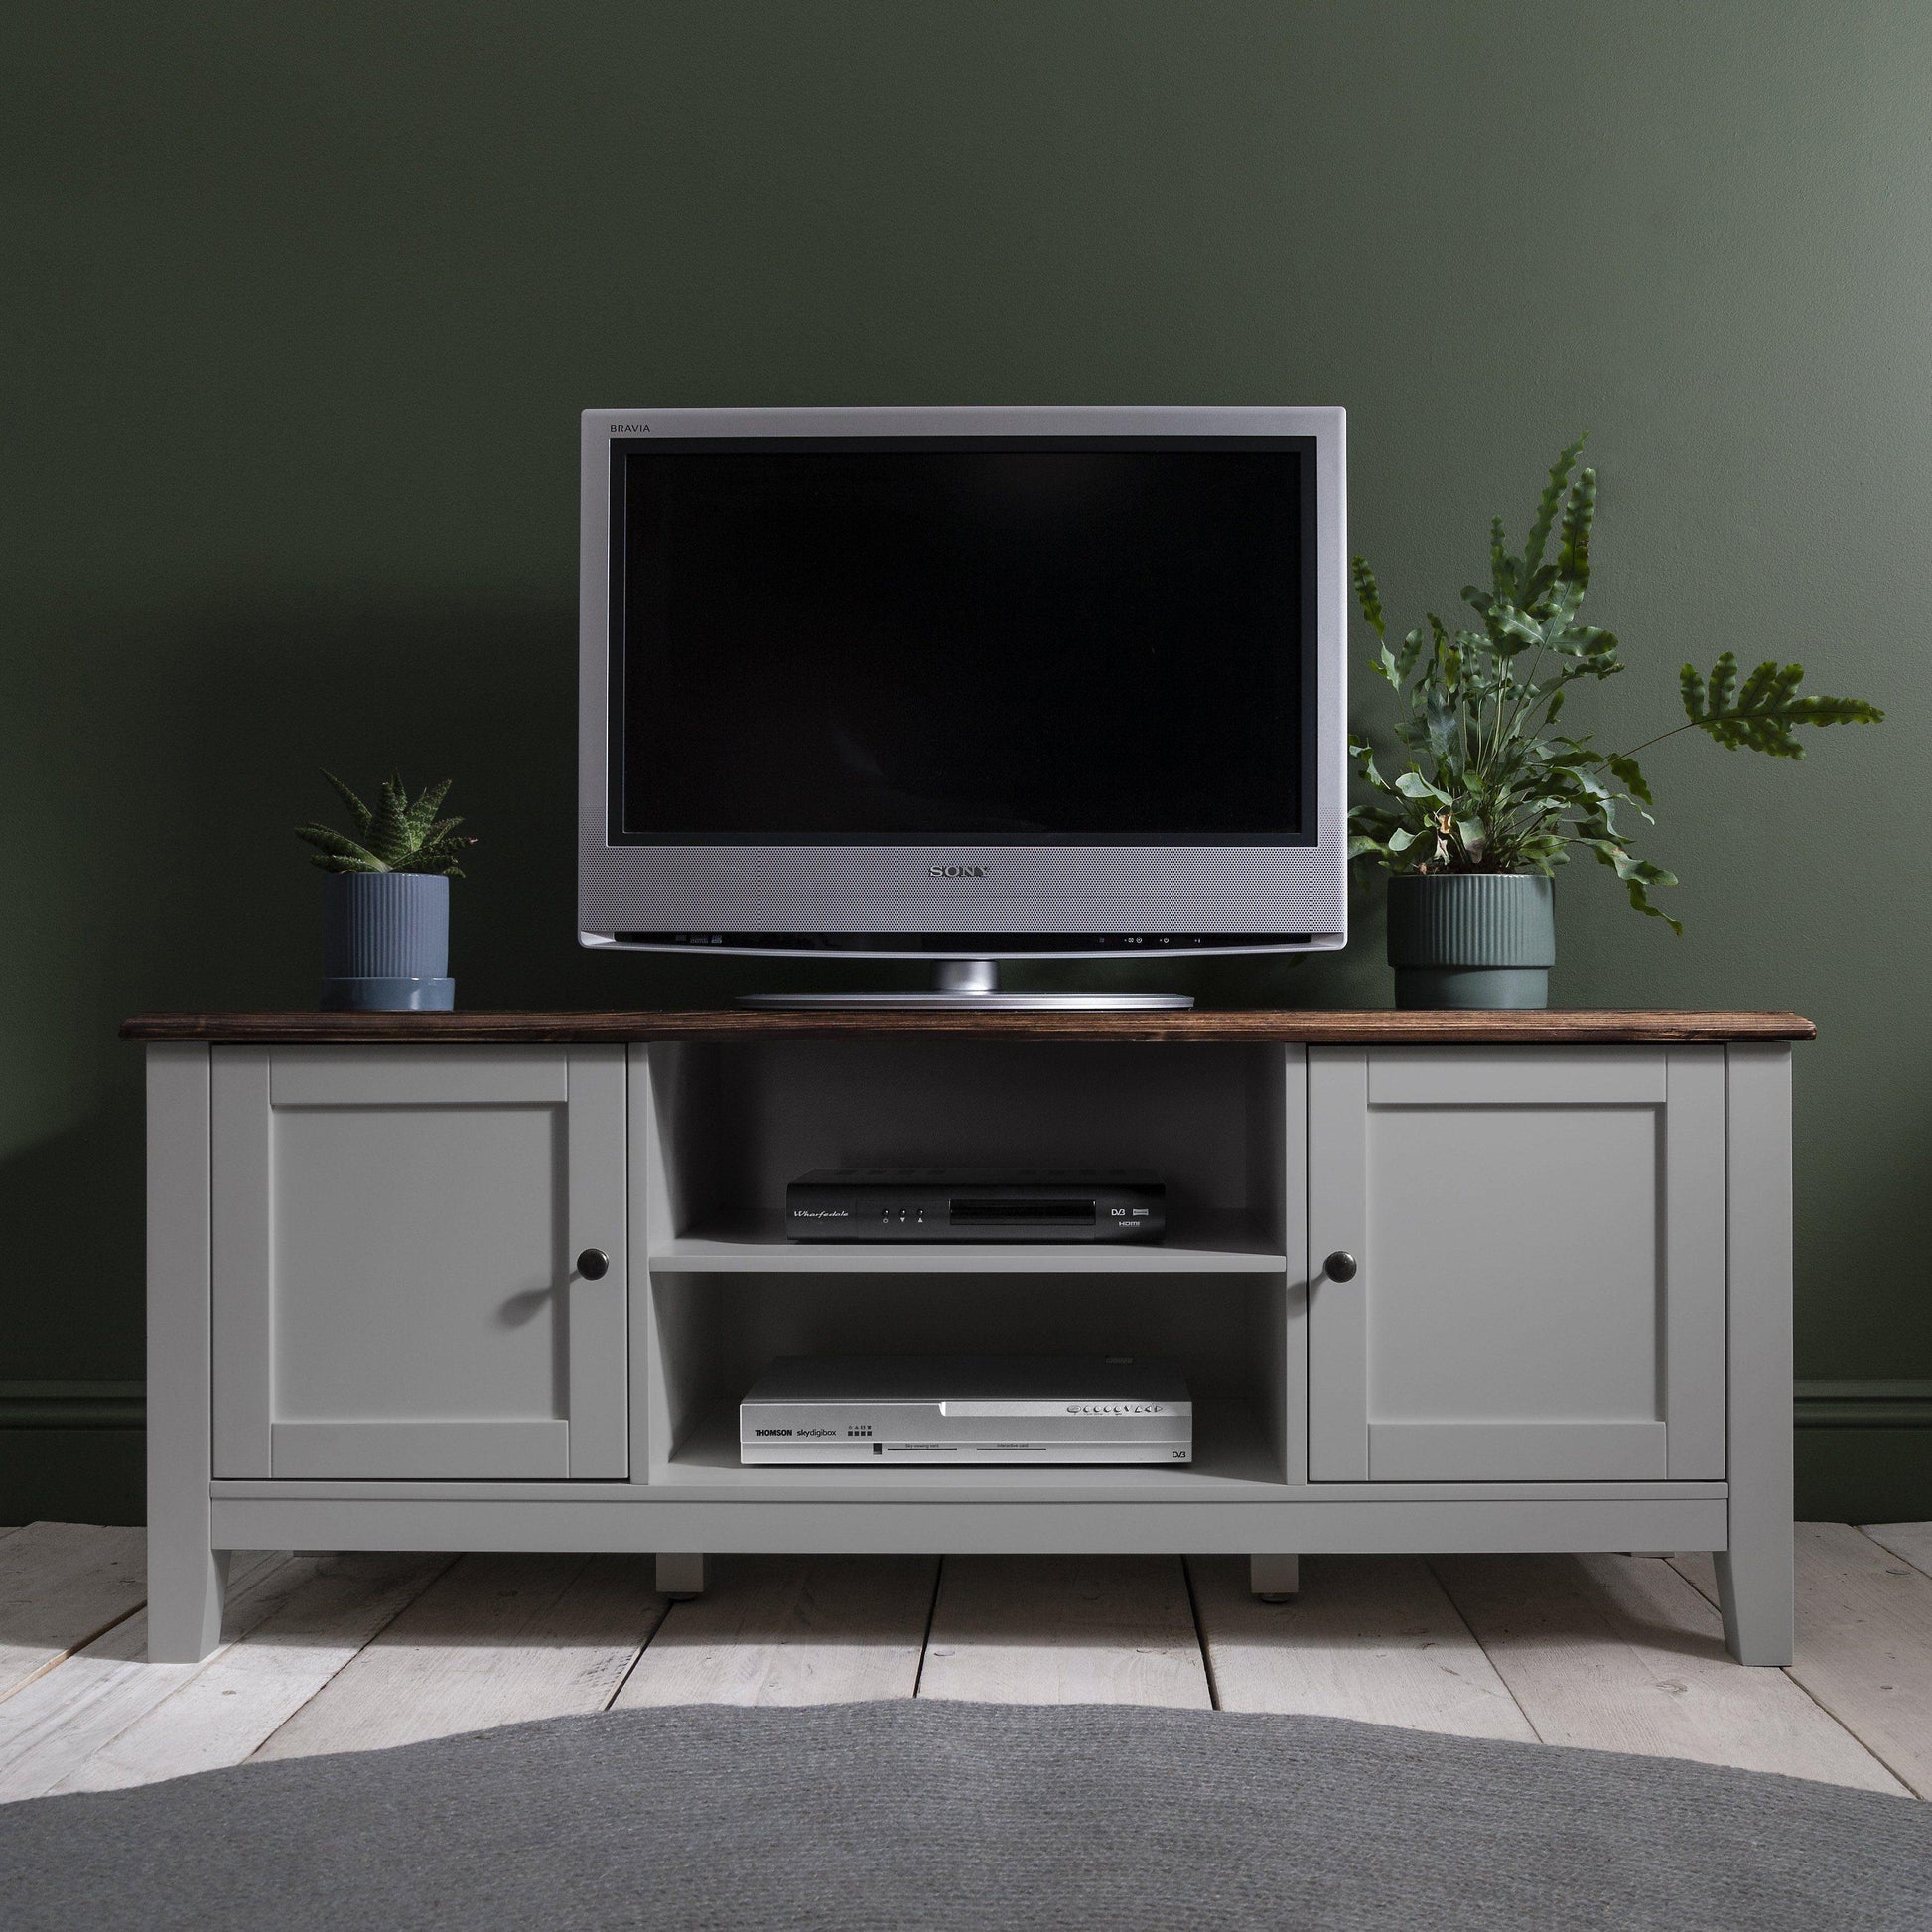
[785,1168,1165,1243]
[739,1354,1192,1466]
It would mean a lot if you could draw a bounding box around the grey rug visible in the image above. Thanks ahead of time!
[3,1702,1926,1931]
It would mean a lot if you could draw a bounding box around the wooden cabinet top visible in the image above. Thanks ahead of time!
[121,1008,1816,1045]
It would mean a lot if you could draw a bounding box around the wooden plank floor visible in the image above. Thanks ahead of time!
[0,1522,1928,1800]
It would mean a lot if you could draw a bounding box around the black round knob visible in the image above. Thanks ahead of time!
[576,1248,611,1281]
[1323,1250,1358,1283]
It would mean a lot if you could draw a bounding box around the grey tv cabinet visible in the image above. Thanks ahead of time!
[124,1007,1812,1667]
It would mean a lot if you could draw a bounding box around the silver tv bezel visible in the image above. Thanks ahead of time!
[578,405,1348,959]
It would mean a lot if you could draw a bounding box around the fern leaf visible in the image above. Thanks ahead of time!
[1688,655,1881,759]
[1606,753,1653,806]
[1560,624,1615,655]
[1680,664,1707,722]
[1521,561,1561,610]
[1707,651,1738,716]
[1556,465,1596,591]
[1488,606,1541,653]
[1522,433,1587,577]
[1580,837,1683,934]
[1787,693,1885,727]
[1351,743,1398,796]
[1424,685,1455,758]
[1735,657,1777,716]
[1351,557,1386,639]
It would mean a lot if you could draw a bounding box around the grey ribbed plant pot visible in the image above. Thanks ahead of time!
[320,873,454,1012]
[1386,873,1555,1010]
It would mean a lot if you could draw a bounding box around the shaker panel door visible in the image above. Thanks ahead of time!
[1308,1045,1725,1482]
[211,1045,627,1480]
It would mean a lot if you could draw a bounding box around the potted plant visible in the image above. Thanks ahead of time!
[1349,438,1882,1008]
[296,773,475,1011]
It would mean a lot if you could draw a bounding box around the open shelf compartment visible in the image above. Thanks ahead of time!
[643,1268,1296,1497]
[638,1037,1293,1268]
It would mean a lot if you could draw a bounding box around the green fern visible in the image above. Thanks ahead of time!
[1351,438,1883,931]
[296,772,475,876]
[1679,651,1882,758]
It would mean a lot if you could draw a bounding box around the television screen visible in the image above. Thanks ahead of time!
[610,439,1315,845]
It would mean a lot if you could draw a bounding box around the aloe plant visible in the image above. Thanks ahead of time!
[1349,437,1883,930]
[296,772,475,876]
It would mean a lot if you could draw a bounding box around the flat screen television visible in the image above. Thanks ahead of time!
[578,406,1347,1007]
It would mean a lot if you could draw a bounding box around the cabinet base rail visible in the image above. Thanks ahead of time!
[207,1495,1732,1555]
[149,1497,1788,1669]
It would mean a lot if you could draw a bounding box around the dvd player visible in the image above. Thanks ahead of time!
[740,1354,1192,1464]
[785,1168,1165,1243]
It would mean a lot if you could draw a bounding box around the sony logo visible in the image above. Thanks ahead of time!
[930,865,987,878]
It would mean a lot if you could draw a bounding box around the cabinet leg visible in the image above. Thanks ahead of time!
[148,1545,231,1664]
[1250,1555,1300,1602]
[1714,1534,1793,1667]
[1720,1045,1795,1668]
[656,1553,708,1599]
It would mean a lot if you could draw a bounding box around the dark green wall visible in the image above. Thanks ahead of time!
[7,1,1929,1520]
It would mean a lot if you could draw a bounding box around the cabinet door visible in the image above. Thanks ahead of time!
[211,1045,627,1481]
[1307,1046,1725,1482]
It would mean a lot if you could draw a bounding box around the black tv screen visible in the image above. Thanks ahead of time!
[610,438,1315,845]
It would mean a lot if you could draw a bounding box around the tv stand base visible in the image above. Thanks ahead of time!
[128,1010,1805,1668]
[741,958,1194,1010]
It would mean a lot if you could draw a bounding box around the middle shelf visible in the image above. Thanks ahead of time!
[648,1208,1290,1273]
[650,1393,1291,1497]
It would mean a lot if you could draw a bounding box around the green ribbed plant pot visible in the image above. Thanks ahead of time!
[1386,873,1555,1010]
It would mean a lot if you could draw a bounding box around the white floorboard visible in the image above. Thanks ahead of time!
[917,1555,1211,1708]
[254,1553,666,1762]
[1864,1520,1932,1581]
[62,1553,453,1792]
[0,1550,291,1800]
[616,1555,937,1708]
[1676,1525,1932,1797]
[1188,1555,1537,1741]
[1435,1552,1906,1791]
[0,1524,148,1701]
[1,1522,1928,1799]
